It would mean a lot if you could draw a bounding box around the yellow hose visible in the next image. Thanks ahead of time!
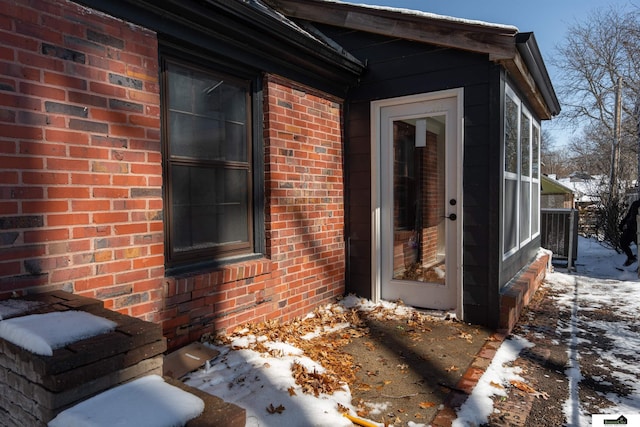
[342,412,380,427]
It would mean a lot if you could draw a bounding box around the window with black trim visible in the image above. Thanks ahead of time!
[161,55,256,267]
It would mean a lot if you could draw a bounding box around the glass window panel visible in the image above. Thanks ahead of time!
[521,113,530,177]
[170,165,249,253]
[166,61,247,162]
[520,181,530,242]
[504,95,519,174]
[532,182,539,235]
[504,178,518,253]
[532,125,540,180]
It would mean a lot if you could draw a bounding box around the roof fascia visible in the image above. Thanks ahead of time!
[514,33,561,117]
[268,0,518,59]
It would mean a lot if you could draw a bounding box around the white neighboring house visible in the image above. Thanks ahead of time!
[555,173,606,208]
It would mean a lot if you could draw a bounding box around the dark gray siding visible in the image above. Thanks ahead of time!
[317,24,502,324]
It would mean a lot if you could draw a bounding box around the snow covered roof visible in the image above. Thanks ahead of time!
[541,174,575,195]
[316,0,518,32]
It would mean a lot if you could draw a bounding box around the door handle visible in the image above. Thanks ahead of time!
[444,213,457,221]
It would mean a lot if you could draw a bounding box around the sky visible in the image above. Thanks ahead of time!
[342,0,637,147]
[5,236,639,427]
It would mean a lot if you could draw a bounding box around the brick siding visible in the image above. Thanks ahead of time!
[0,0,346,351]
[0,0,164,318]
[162,76,346,349]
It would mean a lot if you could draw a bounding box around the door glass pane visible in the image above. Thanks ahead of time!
[392,116,446,284]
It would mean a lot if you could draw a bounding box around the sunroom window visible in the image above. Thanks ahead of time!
[503,84,541,258]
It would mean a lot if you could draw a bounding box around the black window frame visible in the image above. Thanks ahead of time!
[160,44,265,272]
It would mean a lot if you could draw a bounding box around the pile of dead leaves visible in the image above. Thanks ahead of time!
[202,297,445,398]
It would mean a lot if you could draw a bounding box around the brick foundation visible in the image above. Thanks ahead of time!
[499,254,550,334]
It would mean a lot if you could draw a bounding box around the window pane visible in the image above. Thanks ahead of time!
[504,95,519,174]
[532,182,539,235]
[532,126,540,179]
[171,165,249,253]
[520,113,530,177]
[520,181,530,242]
[167,62,247,162]
[503,178,518,253]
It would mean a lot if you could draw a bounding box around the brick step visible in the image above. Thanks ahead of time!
[165,377,246,427]
[0,291,165,426]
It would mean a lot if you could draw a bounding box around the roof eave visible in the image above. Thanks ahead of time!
[266,0,518,59]
[74,0,365,94]
[513,32,561,118]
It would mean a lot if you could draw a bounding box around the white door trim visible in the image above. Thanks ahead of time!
[370,88,464,319]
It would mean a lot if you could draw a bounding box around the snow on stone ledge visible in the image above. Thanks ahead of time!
[48,374,205,427]
[0,310,117,356]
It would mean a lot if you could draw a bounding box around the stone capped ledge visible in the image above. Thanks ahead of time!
[0,291,166,426]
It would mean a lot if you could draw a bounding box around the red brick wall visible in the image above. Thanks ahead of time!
[0,0,164,317]
[161,76,346,349]
[0,0,346,351]
[264,74,346,318]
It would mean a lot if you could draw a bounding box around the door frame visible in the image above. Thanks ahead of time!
[370,88,464,319]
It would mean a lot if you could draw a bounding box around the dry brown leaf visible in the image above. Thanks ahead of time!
[489,381,504,389]
[510,380,537,394]
[287,386,297,396]
[458,332,473,342]
[419,401,436,409]
[445,365,459,372]
[266,403,285,414]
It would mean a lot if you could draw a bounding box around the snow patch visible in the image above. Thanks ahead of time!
[0,311,117,356]
[48,374,204,427]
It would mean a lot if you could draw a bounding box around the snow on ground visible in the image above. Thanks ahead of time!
[2,236,638,426]
[184,295,524,427]
[548,237,640,426]
[184,236,640,427]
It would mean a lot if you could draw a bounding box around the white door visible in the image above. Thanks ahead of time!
[372,90,462,313]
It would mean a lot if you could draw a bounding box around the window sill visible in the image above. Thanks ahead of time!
[165,253,268,279]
